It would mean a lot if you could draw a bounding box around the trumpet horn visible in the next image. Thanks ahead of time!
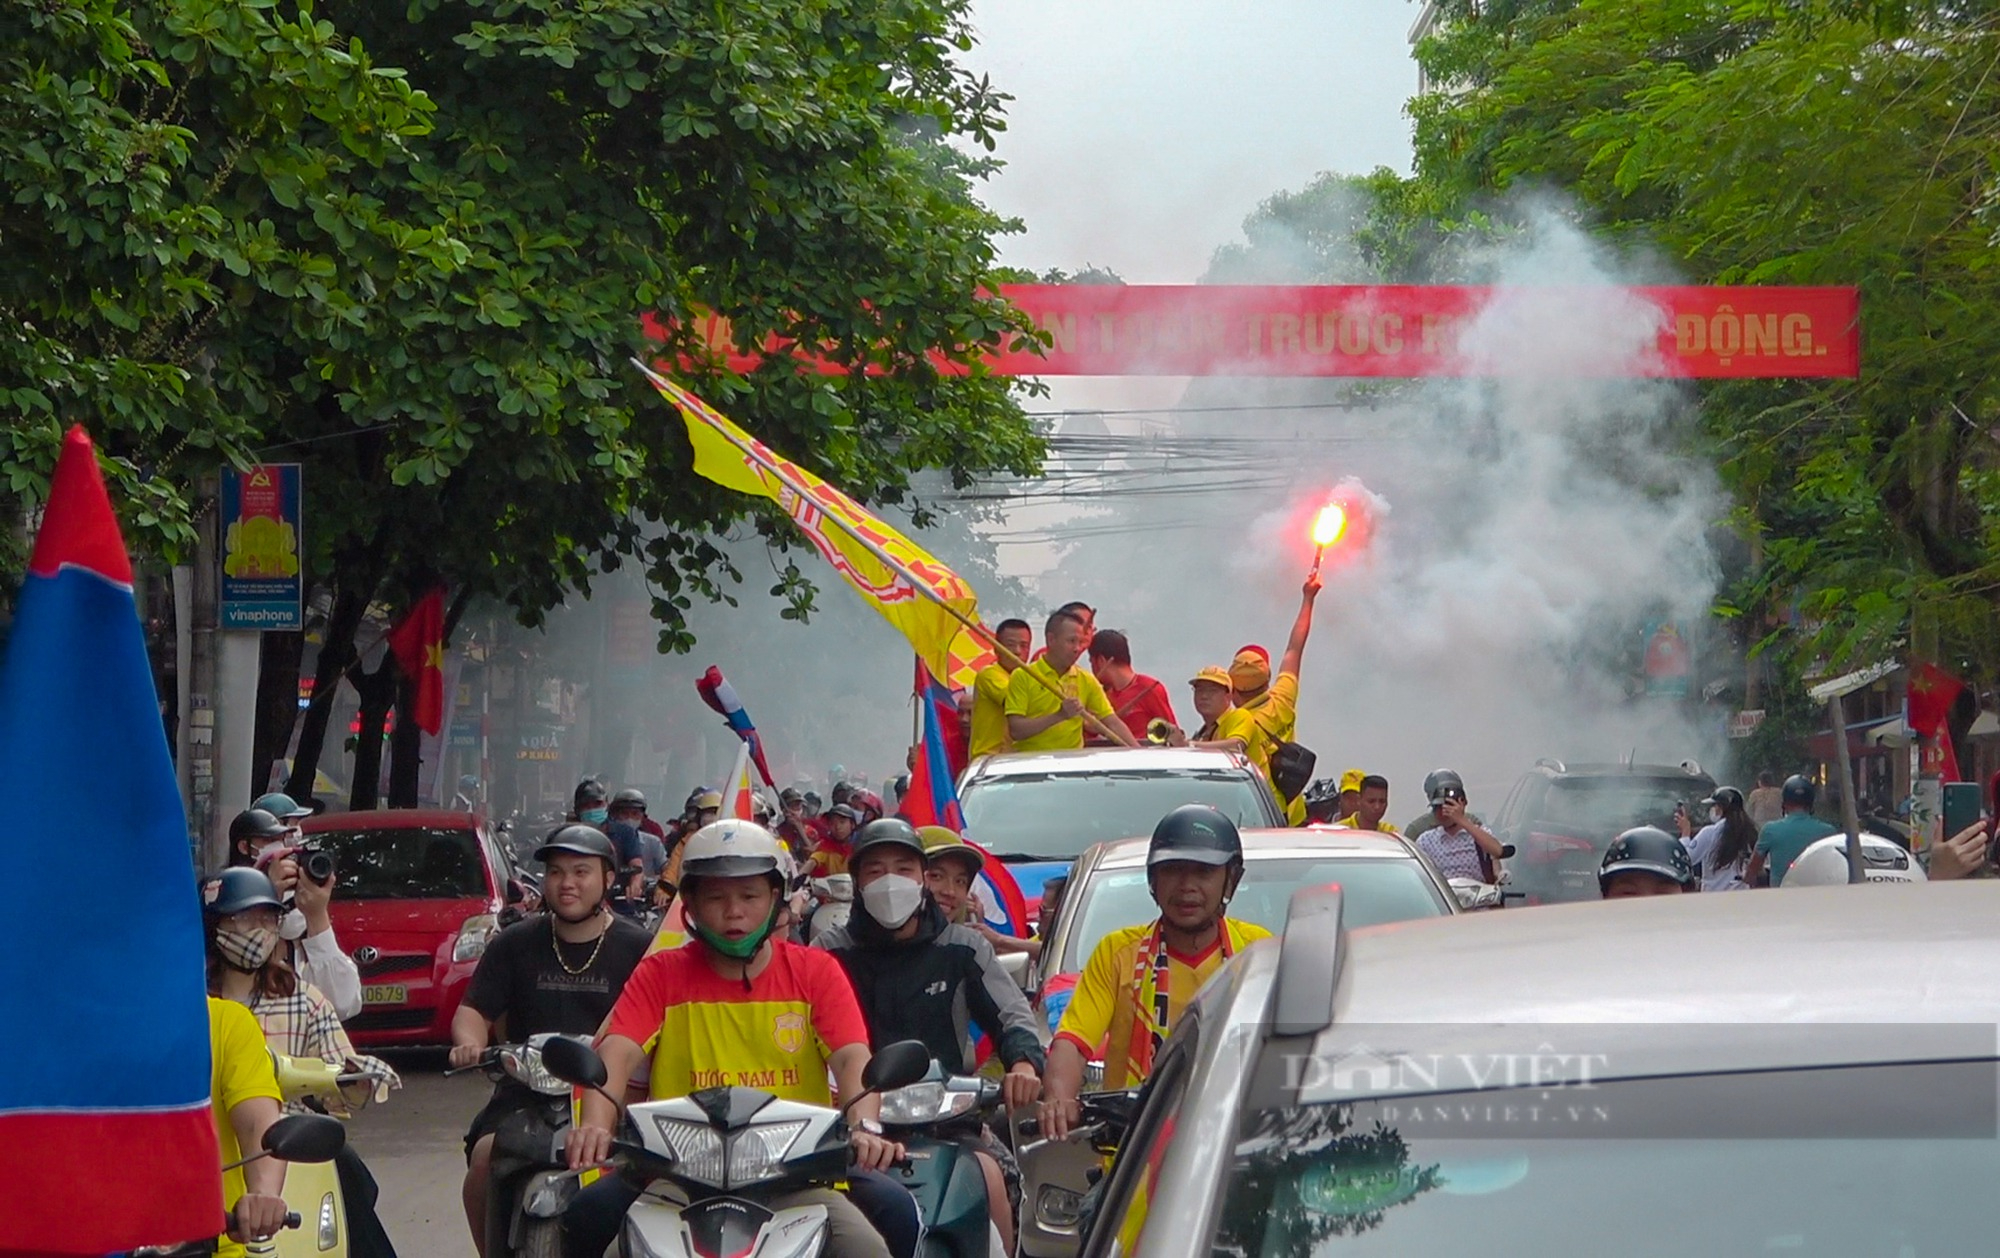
[1145,718,1176,746]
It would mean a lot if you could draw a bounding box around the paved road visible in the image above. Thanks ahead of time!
[350,1052,481,1258]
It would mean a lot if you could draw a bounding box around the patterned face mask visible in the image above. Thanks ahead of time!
[214,925,280,972]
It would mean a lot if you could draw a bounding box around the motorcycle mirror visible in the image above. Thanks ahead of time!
[506,880,526,905]
[262,1113,346,1164]
[1499,843,1517,859]
[863,1040,932,1093]
[539,1035,610,1089]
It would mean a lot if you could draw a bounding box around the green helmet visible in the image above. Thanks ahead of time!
[252,792,312,821]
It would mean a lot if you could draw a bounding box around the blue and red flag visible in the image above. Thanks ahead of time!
[696,665,775,787]
[901,659,967,832]
[0,427,222,1252]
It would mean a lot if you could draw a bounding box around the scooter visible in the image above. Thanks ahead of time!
[876,1066,1008,1258]
[269,1054,369,1258]
[538,1035,933,1258]
[127,1113,347,1258]
[1013,1090,1142,1258]
[444,1036,585,1258]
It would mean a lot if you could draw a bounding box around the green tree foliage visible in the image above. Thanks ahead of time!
[1409,0,2000,688]
[4,0,1044,802]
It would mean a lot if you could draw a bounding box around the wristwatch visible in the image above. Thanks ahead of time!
[855,1118,885,1136]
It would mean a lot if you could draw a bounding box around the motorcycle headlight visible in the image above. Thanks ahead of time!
[501,1045,571,1097]
[453,913,498,962]
[650,1116,809,1190]
[316,1190,339,1250]
[878,1081,979,1127]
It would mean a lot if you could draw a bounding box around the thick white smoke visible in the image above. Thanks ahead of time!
[1033,207,1729,812]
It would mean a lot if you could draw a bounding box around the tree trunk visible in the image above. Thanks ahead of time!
[387,671,424,807]
[286,587,369,805]
[348,655,398,812]
[252,629,305,800]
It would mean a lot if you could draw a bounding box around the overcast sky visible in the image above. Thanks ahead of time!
[963,0,1421,284]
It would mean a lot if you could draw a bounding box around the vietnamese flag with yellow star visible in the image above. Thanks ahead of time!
[388,587,447,735]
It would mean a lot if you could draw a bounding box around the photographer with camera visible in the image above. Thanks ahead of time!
[228,798,362,1020]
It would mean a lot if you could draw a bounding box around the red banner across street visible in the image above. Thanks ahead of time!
[656,284,1859,379]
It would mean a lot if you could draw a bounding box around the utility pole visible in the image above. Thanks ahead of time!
[179,479,220,871]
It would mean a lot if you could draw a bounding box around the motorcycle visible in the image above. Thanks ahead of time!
[270,1053,389,1258]
[537,1035,933,1258]
[442,1035,586,1258]
[1013,1090,1142,1258]
[128,1113,347,1258]
[876,1066,1009,1258]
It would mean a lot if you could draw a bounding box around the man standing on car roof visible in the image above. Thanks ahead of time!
[1005,608,1132,752]
[1216,575,1322,822]
[1747,774,1839,887]
[970,619,1033,760]
[1038,806,1272,1139]
[448,825,652,1256]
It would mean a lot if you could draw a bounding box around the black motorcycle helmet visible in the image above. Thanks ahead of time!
[574,778,609,811]
[1302,778,1342,822]
[228,807,289,856]
[611,787,648,813]
[201,866,285,919]
[1598,826,1694,894]
[850,817,927,863]
[1781,774,1816,809]
[1425,769,1467,805]
[1147,804,1244,869]
[1269,742,1317,803]
[536,824,619,876]
[1705,785,1745,813]
[831,781,855,807]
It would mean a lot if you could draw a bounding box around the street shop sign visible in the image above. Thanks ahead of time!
[219,464,302,630]
[652,284,1860,380]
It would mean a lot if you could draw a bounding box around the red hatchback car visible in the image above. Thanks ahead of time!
[299,808,523,1049]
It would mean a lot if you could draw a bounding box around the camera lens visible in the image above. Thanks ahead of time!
[304,851,336,883]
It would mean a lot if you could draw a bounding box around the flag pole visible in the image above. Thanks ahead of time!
[635,359,1137,747]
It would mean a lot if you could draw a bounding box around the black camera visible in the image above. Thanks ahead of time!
[296,843,335,885]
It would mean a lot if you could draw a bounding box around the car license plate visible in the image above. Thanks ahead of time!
[362,985,407,1005]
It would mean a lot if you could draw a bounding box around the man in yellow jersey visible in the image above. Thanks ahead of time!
[208,994,287,1257]
[562,820,916,1258]
[1335,773,1400,833]
[969,618,1033,760]
[1037,805,1270,1137]
[1005,609,1133,752]
[1217,575,1322,822]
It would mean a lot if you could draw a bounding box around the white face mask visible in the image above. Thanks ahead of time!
[860,874,925,929]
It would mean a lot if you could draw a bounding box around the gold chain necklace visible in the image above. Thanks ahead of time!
[551,910,610,976]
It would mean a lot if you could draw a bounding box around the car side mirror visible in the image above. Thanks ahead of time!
[862,1039,932,1093]
[539,1035,609,1089]
[263,1113,345,1164]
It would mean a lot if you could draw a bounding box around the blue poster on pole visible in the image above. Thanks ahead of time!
[219,464,303,630]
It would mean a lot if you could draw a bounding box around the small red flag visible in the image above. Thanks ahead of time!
[387,588,447,735]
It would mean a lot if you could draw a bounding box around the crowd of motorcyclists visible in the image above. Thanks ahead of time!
[190,595,2000,1258]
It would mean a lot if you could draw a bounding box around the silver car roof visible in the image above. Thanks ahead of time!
[1083,826,1427,869]
[1280,881,2000,1103]
[963,746,1256,779]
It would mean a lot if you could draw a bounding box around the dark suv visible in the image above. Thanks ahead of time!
[1490,759,1716,904]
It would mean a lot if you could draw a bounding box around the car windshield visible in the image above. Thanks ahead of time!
[960,770,1276,860]
[1536,778,1704,840]
[1060,857,1446,972]
[1209,1064,1996,1257]
[311,826,488,899]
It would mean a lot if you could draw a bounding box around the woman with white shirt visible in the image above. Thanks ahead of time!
[1682,786,1758,891]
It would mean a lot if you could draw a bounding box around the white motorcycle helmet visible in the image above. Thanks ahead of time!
[678,819,793,959]
[1784,832,1927,887]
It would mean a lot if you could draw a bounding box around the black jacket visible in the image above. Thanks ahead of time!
[814,899,1045,1076]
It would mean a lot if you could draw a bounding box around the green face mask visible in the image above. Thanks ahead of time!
[694,907,778,960]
